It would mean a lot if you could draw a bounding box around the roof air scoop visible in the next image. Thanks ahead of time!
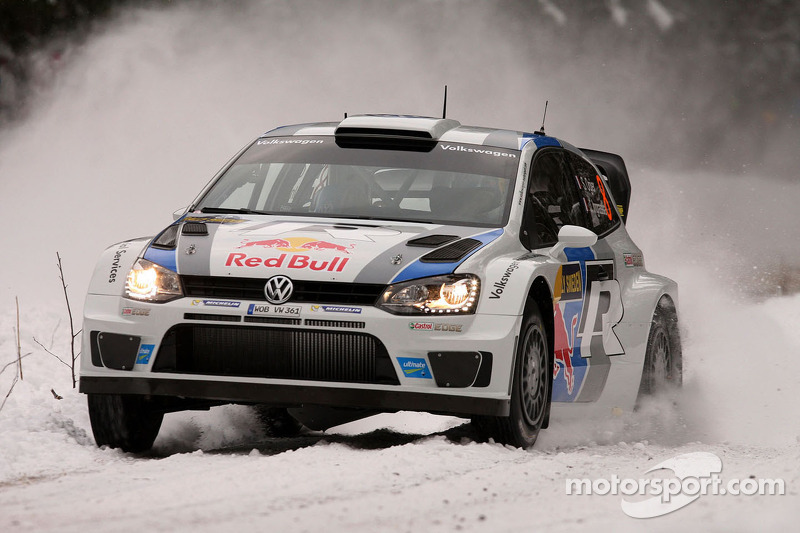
[335,115,461,141]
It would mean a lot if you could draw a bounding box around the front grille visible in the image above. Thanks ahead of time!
[184,313,241,322]
[244,316,301,325]
[182,276,385,306]
[304,319,365,329]
[153,325,399,385]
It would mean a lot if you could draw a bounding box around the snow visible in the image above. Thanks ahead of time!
[1,1,799,530]
[647,0,675,32]
[607,0,628,28]
[538,0,567,27]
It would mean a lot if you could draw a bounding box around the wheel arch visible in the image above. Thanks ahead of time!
[654,292,682,378]
[525,276,554,360]
[525,275,553,428]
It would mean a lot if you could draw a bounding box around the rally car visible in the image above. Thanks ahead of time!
[80,114,681,452]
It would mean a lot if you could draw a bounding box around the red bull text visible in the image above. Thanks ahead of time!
[225,253,349,272]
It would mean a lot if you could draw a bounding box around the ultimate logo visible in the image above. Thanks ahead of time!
[396,357,432,379]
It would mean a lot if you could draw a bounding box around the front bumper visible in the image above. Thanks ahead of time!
[79,375,509,416]
[80,293,521,418]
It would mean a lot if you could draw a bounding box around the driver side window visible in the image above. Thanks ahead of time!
[523,150,586,248]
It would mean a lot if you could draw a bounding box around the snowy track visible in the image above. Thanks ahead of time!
[0,400,797,532]
[2,294,799,533]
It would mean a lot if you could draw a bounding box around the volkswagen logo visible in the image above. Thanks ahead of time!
[264,275,293,305]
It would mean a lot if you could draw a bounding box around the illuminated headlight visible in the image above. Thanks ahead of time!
[125,258,182,302]
[377,274,480,315]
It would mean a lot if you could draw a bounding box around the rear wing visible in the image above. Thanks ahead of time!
[580,148,631,224]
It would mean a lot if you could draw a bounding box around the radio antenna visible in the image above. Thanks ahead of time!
[442,85,448,119]
[535,100,549,134]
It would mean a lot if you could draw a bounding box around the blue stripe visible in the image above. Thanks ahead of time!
[143,246,177,272]
[564,247,595,291]
[564,247,594,262]
[519,133,536,150]
[533,136,561,148]
[392,229,503,283]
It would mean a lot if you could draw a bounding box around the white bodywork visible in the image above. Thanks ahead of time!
[80,116,678,423]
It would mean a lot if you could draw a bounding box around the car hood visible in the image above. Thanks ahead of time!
[142,214,504,284]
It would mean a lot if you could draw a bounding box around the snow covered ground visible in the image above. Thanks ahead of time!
[1,283,799,531]
[1,2,799,531]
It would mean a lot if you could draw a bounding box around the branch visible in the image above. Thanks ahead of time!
[48,318,62,350]
[0,353,32,377]
[16,297,22,381]
[0,375,18,413]
[0,360,15,378]
[33,337,72,370]
[56,252,78,389]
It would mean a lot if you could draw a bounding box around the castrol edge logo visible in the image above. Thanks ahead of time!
[225,236,352,272]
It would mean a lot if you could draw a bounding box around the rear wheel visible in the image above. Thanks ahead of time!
[87,394,164,453]
[473,302,551,448]
[637,303,682,402]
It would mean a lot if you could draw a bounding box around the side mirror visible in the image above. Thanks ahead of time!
[172,207,189,221]
[548,225,597,259]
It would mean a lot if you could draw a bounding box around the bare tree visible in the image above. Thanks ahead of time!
[1,298,31,413]
[33,252,81,388]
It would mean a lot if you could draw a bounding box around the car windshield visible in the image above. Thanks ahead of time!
[194,136,520,227]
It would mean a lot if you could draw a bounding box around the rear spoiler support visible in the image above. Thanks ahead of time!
[580,148,632,224]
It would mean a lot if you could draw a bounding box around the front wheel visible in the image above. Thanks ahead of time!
[472,302,552,448]
[253,406,304,437]
[87,394,164,453]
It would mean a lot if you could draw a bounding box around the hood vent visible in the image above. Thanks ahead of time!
[182,222,209,236]
[406,234,459,248]
[419,238,482,263]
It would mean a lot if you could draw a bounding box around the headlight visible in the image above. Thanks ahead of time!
[377,274,480,315]
[125,258,183,302]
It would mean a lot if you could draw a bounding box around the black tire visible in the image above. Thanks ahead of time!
[253,406,304,437]
[636,303,682,402]
[87,394,164,453]
[472,302,552,448]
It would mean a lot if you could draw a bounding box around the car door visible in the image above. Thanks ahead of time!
[556,150,625,402]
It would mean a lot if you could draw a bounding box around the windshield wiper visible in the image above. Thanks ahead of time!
[199,207,268,215]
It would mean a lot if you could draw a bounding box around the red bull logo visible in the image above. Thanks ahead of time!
[553,262,583,396]
[230,236,354,272]
[225,253,348,272]
[238,238,291,249]
[553,302,579,394]
[298,240,354,254]
[237,236,355,254]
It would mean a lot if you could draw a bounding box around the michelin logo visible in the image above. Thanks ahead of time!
[192,299,241,308]
[397,357,432,379]
[310,305,362,314]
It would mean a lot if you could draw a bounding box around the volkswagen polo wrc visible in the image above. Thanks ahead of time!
[80,114,681,452]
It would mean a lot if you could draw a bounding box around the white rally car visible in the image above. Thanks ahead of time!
[80,115,681,452]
